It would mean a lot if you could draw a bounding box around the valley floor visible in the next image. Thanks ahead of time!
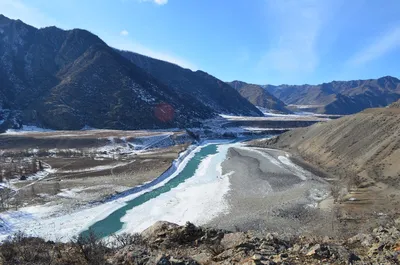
[208,147,332,236]
[0,113,342,242]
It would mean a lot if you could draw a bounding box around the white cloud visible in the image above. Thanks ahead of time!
[0,0,58,28]
[347,27,400,66]
[154,0,168,4]
[258,0,337,77]
[120,30,129,36]
[140,0,168,5]
[107,37,198,70]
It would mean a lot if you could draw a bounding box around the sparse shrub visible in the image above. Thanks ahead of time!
[0,231,55,264]
[0,187,13,211]
[111,232,144,249]
[72,229,109,265]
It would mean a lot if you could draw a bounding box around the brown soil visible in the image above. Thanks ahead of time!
[0,130,190,209]
[249,106,400,236]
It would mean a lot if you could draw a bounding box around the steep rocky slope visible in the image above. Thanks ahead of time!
[0,15,216,130]
[118,50,263,117]
[227,80,291,114]
[264,76,400,114]
[0,15,261,131]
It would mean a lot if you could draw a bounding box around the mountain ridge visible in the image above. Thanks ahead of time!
[0,15,214,130]
[262,76,400,114]
[0,15,261,131]
[227,80,291,114]
[117,50,263,117]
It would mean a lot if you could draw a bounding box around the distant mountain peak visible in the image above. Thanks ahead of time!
[264,76,400,115]
[227,81,291,114]
[0,14,9,20]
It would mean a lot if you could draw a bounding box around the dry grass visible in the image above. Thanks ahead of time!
[256,107,400,237]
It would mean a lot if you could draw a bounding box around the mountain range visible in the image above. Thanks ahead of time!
[227,81,291,114]
[1,14,400,132]
[0,15,261,131]
[117,50,262,117]
[262,76,400,114]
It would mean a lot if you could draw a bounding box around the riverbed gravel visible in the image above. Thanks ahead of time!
[207,146,334,236]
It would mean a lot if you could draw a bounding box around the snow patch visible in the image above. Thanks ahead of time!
[278,156,307,181]
[5,125,54,134]
[120,142,237,233]
[0,140,234,242]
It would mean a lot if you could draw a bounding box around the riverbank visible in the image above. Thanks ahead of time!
[1,134,339,241]
[208,146,334,236]
[0,140,337,242]
[0,140,236,242]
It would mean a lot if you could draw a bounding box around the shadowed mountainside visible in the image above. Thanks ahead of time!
[227,80,291,114]
[0,15,262,131]
[117,50,263,117]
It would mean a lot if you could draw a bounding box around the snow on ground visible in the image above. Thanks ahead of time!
[57,188,86,199]
[218,113,330,121]
[95,133,174,158]
[235,147,308,181]
[241,127,291,132]
[57,162,132,174]
[120,143,238,234]
[5,125,54,134]
[10,165,56,188]
[0,140,234,242]
[219,111,339,121]
[278,155,307,181]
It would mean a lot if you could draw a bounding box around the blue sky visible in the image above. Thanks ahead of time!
[1,0,400,85]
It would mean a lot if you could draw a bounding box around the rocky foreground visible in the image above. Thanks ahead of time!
[2,220,400,264]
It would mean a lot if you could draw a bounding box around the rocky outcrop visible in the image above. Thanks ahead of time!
[110,221,400,264]
[3,221,400,264]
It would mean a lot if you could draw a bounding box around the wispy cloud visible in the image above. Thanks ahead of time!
[0,0,57,28]
[139,0,168,5]
[120,30,129,36]
[258,0,337,81]
[347,27,400,66]
[107,37,198,70]
[260,0,321,72]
